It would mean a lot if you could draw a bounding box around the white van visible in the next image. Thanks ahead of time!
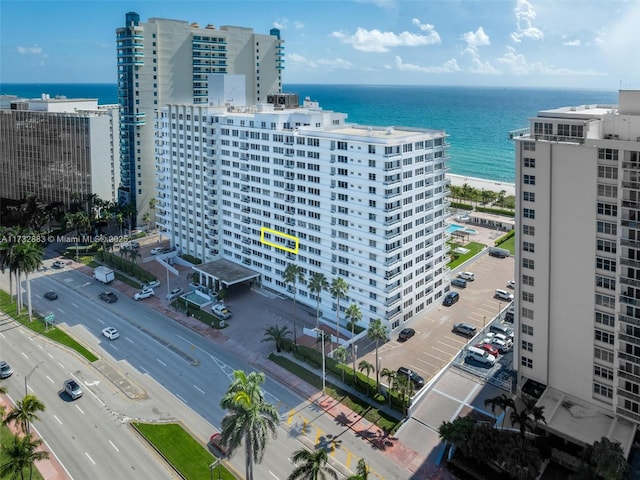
[458,271,475,281]
[495,289,514,301]
[466,346,496,366]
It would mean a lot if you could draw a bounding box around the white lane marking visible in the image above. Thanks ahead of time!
[125,337,134,344]
[269,472,280,479]
[140,366,149,374]
[47,352,54,359]
[85,452,96,465]
[54,415,63,425]
[58,362,65,369]
[176,393,187,404]
[46,375,54,384]
[193,384,205,394]
[109,440,120,452]
[75,405,85,414]
[111,345,118,351]
[72,303,79,309]
[157,359,167,367]
[21,351,29,359]
[96,318,105,325]
[58,309,65,314]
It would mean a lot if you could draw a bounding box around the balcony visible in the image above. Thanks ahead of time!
[242,217,250,224]
[385,293,402,307]
[384,269,401,281]
[384,255,401,267]
[384,215,401,226]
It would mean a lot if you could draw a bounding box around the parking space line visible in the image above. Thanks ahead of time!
[436,340,461,353]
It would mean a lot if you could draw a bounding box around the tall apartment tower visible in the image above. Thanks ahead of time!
[155,97,451,330]
[0,95,120,212]
[116,12,284,223]
[513,90,640,452]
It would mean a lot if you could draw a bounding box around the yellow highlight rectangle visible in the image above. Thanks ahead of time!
[260,226,299,254]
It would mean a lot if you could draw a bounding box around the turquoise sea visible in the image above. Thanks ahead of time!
[0,83,618,183]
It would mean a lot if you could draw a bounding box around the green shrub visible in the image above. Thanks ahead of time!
[495,229,515,246]
[181,253,202,265]
[475,206,515,217]
[449,202,474,211]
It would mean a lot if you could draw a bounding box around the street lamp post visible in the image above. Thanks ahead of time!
[483,316,487,332]
[314,328,326,395]
[209,458,221,480]
[353,344,358,383]
[498,302,502,320]
[25,361,43,397]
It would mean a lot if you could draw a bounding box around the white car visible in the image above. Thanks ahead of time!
[506,280,516,289]
[134,288,154,300]
[102,327,120,340]
[494,289,514,301]
[212,304,232,320]
[143,280,161,290]
[490,337,512,353]
[166,288,184,301]
[150,247,171,255]
[458,271,475,281]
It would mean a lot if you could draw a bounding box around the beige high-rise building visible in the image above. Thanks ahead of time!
[513,90,640,454]
[0,95,120,212]
[116,12,284,223]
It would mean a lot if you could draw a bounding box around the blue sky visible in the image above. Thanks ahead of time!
[1,0,638,88]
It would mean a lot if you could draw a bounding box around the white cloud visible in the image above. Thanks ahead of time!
[511,0,544,43]
[411,18,436,33]
[331,25,440,53]
[497,45,604,77]
[469,58,500,75]
[286,53,352,70]
[354,0,396,9]
[293,21,304,30]
[563,39,581,47]
[463,27,490,50]
[17,45,43,55]
[390,56,461,73]
[273,18,304,30]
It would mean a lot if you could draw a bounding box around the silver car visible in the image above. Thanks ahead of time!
[64,379,83,400]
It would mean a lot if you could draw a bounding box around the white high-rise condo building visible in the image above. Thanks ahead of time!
[116,12,284,223]
[156,94,451,331]
[0,95,120,211]
[513,90,640,454]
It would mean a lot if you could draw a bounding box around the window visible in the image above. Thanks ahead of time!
[524,157,536,168]
[523,242,535,252]
[594,365,614,380]
[524,174,536,185]
[593,383,613,399]
[521,340,533,352]
[598,148,619,161]
[597,184,618,198]
[522,291,534,303]
[523,208,535,219]
[594,347,614,363]
[597,239,617,254]
[598,166,618,179]
[523,191,535,202]
[595,311,615,327]
[597,221,617,235]
[522,324,534,335]
[595,329,615,344]
[522,225,535,236]
[521,357,533,368]
[523,141,536,151]
[522,307,533,319]
[522,275,534,286]
[596,257,616,272]
[522,258,535,270]
[597,202,617,216]
[596,276,616,291]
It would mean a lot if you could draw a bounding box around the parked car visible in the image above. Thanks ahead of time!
[442,291,460,306]
[397,366,425,388]
[99,291,118,303]
[208,433,229,456]
[453,322,477,337]
[490,324,514,340]
[451,278,467,288]
[490,338,512,354]
[44,291,58,300]
[506,280,515,289]
[134,288,154,301]
[398,328,416,342]
[64,379,83,400]
[488,247,509,258]
[52,260,66,269]
[0,361,13,379]
[466,346,497,366]
[102,327,120,340]
[475,343,500,358]
[494,289,514,301]
[458,271,475,281]
[166,288,184,301]
[150,247,171,255]
[212,304,232,320]
[142,280,161,290]
[129,240,140,249]
[505,305,515,323]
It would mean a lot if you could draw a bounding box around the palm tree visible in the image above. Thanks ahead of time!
[0,433,49,480]
[12,242,43,321]
[282,263,305,349]
[380,368,397,406]
[219,370,279,480]
[367,318,387,390]
[262,325,292,353]
[142,212,151,232]
[579,437,630,480]
[484,393,515,429]
[358,360,374,396]
[288,448,337,480]
[329,277,349,350]
[344,303,362,377]
[394,374,415,414]
[346,458,370,480]
[3,394,46,434]
[65,211,90,261]
[149,198,157,231]
[309,272,329,329]
[333,346,348,382]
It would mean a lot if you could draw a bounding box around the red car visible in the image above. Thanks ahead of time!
[208,433,229,456]
[475,343,500,357]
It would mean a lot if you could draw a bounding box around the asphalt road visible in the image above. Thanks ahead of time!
[1,262,406,479]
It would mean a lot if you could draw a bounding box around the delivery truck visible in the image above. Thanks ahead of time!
[94,266,115,284]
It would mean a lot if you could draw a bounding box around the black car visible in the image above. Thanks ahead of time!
[442,291,460,306]
[397,366,425,388]
[44,291,58,300]
[398,328,416,342]
[99,291,118,303]
[451,278,467,288]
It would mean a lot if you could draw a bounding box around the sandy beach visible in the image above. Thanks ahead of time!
[446,173,515,196]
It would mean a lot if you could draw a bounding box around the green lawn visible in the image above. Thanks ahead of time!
[132,423,235,480]
[0,290,98,362]
[0,425,45,480]
[447,241,486,269]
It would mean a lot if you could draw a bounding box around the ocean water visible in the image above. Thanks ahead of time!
[0,83,618,183]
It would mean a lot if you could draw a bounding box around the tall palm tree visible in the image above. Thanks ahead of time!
[287,448,338,480]
[308,272,329,329]
[358,360,374,396]
[333,346,348,382]
[262,325,292,353]
[367,318,387,390]
[346,458,370,480]
[12,242,43,321]
[282,263,305,349]
[344,303,362,376]
[3,394,46,434]
[65,211,90,261]
[219,370,279,480]
[329,277,349,350]
[149,198,157,231]
[484,393,515,429]
[380,368,397,406]
[584,437,630,480]
[0,433,49,480]
[394,374,416,414]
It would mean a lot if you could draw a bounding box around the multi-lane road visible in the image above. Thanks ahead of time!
[0,262,404,479]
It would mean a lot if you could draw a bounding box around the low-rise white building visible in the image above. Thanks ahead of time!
[156,95,451,331]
